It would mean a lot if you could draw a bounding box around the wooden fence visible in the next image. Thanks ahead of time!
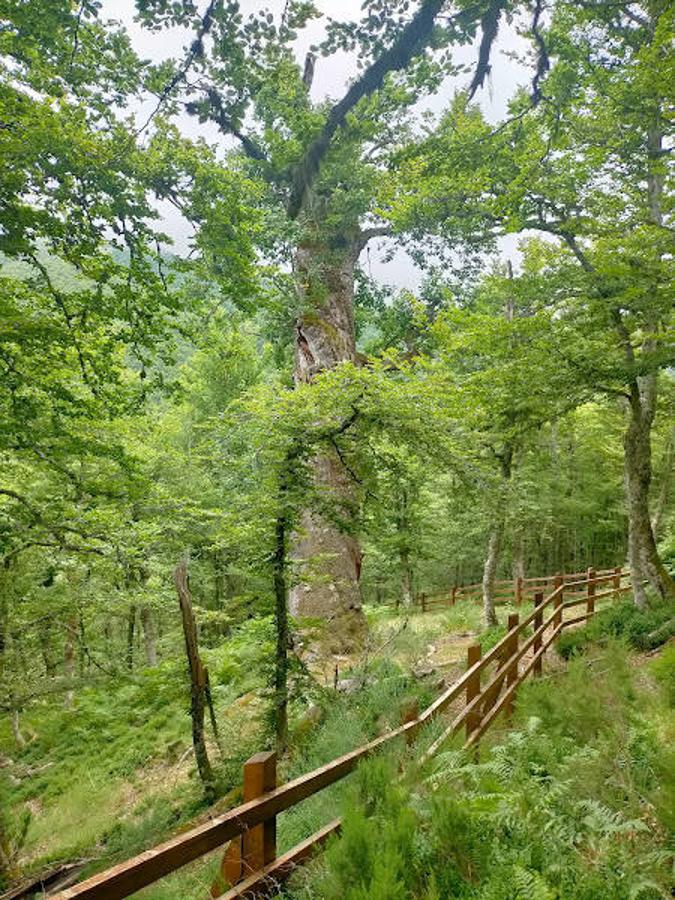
[416,566,624,611]
[54,566,631,900]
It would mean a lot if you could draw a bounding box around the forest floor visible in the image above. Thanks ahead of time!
[0,596,620,897]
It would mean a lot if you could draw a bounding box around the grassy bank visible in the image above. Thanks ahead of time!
[290,636,674,899]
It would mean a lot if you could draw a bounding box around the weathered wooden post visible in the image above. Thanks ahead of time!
[587,567,596,618]
[400,697,419,748]
[243,751,277,875]
[533,591,544,677]
[505,613,519,718]
[210,751,277,896]
[514,577,523,606]
[451,585,458,606]
[465,643,482,742]
[553,573,563,630]
[613,565,621,593]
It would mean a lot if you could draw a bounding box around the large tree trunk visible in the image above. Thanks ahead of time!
[623,117,674,605]
[624,378,674,606]
[289,238,366,648]
[174,556,215,801]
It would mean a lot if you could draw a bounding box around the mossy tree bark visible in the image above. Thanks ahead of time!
[289,235,368,648]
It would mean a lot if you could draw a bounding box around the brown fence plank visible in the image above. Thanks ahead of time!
[217,819,341,900]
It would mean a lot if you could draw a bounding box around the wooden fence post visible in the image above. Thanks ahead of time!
[613,566,621,593]
[210,751,277,896]
[514,577,523,605]
[505,614,519,718]
[243,751,277,875]
[533,591,544,677]
[587,567,596,618]
[554,573,563,630]
[465,643,482,743]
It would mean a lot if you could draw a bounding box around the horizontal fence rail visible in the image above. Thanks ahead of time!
[415,566,623,612]
[54,566,630,900]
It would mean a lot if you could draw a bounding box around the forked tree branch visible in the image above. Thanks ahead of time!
[287,0,449,218]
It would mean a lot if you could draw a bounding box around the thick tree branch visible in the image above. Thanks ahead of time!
[356,225,394,250]
[467,0,507,101]
[287,0,448,218]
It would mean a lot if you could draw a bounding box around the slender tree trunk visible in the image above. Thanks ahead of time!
[397,487,415,608]
[400,547,415,609]
[512,531,525,583]
[624,379,674,605]
[10,709,25,748]
[140,605,158,667]
[289,237,367,648]
[273,503,289,751]
[482,448,513,627]
[174,556,215,801]
[126,605,136,671]
[64,616,77,709]
[482,520,502,627]
[651,425,673,540]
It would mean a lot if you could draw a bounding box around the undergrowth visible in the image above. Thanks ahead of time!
[557,597,675,659]
[290,639,674,900]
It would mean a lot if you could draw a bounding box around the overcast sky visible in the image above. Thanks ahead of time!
[105,0,533,288]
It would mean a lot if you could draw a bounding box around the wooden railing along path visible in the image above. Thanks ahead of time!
[55,566,631,900]
[416,565,624,611]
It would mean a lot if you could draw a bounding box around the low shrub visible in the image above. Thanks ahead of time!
[650,642,675,707]
[557,597,675,659]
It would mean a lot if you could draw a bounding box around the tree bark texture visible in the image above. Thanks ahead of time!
[624,378,674,605]
[482,521,502,628]
[290,239,366,647]
[623,117,674,604]
[482,449,513,627]
[174,557,215,801]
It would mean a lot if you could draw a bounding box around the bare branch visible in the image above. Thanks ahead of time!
[135,0,219,139]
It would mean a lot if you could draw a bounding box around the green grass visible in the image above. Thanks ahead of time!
[557,595,675,659]
[289,638,674,900]
[3,596,575,897]
[0,656,265,886]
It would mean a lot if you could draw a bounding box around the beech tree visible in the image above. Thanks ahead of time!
[128,0,536,644]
